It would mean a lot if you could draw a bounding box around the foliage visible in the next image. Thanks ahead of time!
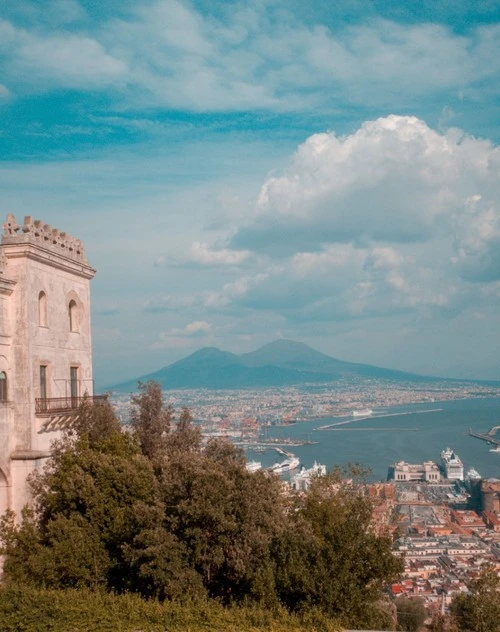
[273,470,403,628]
[395,596,426,631]
[428,611,460,632]
[130,380,173,460]
[0,381,403,629]
[451,566,500,632]
[0,585,342,632]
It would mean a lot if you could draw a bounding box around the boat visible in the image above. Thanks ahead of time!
[352,408,373,417]
[489,446,500,454]
[291,461,327,491]
[246,460,262,473]
[269,457,300,474]
[465,467,481,479]
[440,448,464,480]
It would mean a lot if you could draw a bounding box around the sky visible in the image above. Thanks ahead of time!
[1,0,500,387]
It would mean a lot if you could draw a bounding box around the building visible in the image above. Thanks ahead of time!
[0,214,102,516]
[389,460,441,482]
[481,479,500,513]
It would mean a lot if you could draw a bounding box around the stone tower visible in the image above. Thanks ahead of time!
[0,214,102,516]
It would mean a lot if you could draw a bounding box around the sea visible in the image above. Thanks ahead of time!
[247,397,500,482]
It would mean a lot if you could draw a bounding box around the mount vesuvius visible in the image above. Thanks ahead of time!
[110,340,438,392]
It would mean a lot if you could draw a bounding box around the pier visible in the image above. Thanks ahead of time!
[469,426,500,447]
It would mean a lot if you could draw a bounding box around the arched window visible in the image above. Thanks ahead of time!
[69,300,77,332]
[38,291,47,327]
[0,371,7,402]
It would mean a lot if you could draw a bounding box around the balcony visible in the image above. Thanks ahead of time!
[35,395,108,415]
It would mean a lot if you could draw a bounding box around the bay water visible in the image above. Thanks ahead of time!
[250,397,500,481]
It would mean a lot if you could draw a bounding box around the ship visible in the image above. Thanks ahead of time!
[352,408,373,417]
[465,467,481,480]
[246,460,262,473]
[440,448,464,481]
[269,456,300,475]
[291,461,327,491]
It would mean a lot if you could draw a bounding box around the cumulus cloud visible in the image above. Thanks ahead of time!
[140,116,499,330]
[186,115,498,326]
[231,115,500,257]
[453,195,500,282]
[167,241,252,267]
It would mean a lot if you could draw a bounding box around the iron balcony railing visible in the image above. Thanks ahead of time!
[35,395,108,415]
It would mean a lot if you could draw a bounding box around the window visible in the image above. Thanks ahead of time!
[40,365,47,400]
[0,372,7,402]
[70,367,78,402]
[38,291,47,327]
[69,300,77,332]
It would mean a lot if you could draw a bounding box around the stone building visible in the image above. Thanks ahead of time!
[0,214,102,516]
[389,460,441,482]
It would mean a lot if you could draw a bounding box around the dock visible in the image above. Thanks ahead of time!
[469,426,500,447]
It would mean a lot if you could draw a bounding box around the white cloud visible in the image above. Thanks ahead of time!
[1,3,500,110]
[0,18,127,91]
[453,196,500,282]
[168,241,252,267]
[152,320,212,349]
[232,115,500,260]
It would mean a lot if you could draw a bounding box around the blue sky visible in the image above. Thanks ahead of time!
[1,0,500,386]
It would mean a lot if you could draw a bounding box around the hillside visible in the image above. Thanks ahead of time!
[111,339,433,392]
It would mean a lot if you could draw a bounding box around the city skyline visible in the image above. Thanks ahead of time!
[1,1,500,386]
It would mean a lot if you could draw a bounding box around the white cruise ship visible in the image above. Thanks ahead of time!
[440,448,464,481]
[269,456,300,475]
[291,461,327,491]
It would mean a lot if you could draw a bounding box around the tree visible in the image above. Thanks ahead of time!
[395,596,426,631]
[1,385,406,624]
[0,403,164,593]
[451,566,500,632]
[428,610,459,632]
[272,470,403,628]
[159,439,284,603]
[130,381,173,460]
[164,407,202,457]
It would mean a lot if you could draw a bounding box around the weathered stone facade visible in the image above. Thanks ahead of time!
[0,214,95,515]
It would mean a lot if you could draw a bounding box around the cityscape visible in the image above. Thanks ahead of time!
[111,378,500,431]
[109,378,500,618]
[2,0,500,629]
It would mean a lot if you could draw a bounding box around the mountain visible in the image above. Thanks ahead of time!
[110,339,436,392]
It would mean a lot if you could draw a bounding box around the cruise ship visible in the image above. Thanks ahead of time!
[269,456,300,475]
[246,460,262,473]
[291,461,327,491]
[440,448,464,481]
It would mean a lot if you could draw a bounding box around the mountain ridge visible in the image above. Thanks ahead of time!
[109,339,470,392]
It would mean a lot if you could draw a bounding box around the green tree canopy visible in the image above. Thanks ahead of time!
[451,566,500,632]
[0,381,403,629]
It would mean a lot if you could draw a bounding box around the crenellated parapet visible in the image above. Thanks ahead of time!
[1,214,88,264]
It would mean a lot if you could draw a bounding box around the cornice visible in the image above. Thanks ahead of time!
[1,242,96,280]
